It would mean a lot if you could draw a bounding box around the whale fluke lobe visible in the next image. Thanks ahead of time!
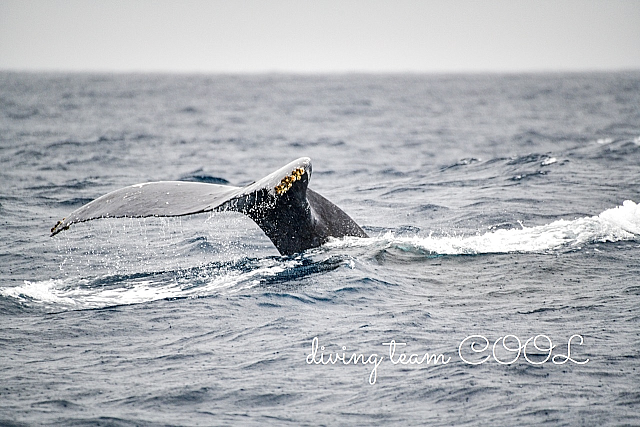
[50,157,367,255]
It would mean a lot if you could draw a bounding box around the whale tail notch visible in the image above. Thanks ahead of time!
[50,157,367,255]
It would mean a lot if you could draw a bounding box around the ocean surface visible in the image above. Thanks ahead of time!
[1,72,639,426]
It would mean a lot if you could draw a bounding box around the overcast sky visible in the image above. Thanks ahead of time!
[1,0,639,73]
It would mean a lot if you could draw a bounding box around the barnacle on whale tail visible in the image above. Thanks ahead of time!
[275,167,305,195]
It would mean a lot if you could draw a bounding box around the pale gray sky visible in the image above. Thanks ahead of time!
[1,0,639,73]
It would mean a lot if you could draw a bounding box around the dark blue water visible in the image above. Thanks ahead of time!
[1,72,640,425]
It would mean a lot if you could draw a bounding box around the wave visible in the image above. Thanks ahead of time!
[328,200,640,256]
[2,201,637,311]
[0,256,345,312]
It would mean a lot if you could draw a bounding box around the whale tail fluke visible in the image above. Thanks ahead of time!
[50,157,367,255]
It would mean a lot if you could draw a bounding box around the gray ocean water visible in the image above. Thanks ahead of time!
[1,72,640,426]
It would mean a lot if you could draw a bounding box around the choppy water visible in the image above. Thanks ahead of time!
[1,72,640,425]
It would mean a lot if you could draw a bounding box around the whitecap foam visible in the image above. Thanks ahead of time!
[0,279,79,306]
[598,200,640,235]
[327,201,639,255]
[0,258,303,310]
[541,157,557,166]
[0,277,179,310]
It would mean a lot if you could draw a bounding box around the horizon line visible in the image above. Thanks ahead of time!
[3,67,640,76]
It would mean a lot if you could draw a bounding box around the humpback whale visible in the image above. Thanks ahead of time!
[50,157,367,255]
